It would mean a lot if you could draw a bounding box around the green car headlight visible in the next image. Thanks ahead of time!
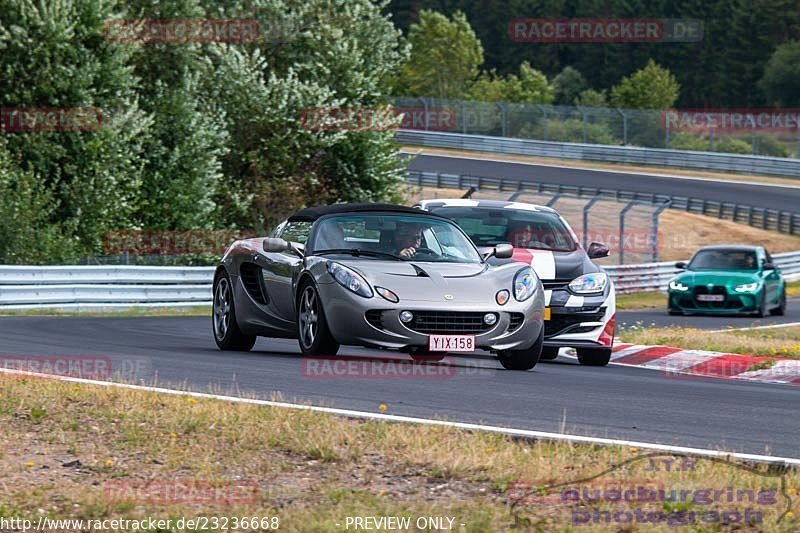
[669,280,689,291]
[734,282,759,293]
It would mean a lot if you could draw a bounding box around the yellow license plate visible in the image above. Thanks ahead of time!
[544,308,551,320]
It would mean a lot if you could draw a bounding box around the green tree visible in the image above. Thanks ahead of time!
[400,9,483,99]
[204,0,407,230]
[468,62,553,104]
[610,60,680,109]
[553,66,586,106]
[0,0,149,258]
[759,41,800,107]
[574,89,608,108]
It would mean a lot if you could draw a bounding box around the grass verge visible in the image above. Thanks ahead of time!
[619,325,800,360]
[615,291,666,310]
[0,376,798,531]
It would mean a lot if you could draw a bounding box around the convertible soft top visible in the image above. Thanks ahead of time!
[287,203,447,222]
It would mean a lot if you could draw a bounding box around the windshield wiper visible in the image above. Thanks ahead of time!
[314,248,404,261]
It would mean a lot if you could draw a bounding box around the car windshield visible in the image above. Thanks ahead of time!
[311,213,482,263]
[428,206,577,252]
[688,249,759,271]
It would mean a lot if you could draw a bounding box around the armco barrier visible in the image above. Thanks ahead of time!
[398,130,800,178]
[1,255,799,308]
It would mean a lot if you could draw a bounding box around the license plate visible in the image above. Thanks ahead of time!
[544,308,551,320]
[428,335,475,352]
[697,294,724,302]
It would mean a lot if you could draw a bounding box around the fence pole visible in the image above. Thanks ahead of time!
[582,196,602,249]
[652,201,671,262]
[619,201,638,264]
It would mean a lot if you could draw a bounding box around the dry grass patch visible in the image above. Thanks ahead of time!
[619,325,800,360]
[616,291,667,310]
[0,377,798,531]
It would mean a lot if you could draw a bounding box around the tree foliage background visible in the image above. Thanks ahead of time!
[389,0,800,109]
[0,0,407,263]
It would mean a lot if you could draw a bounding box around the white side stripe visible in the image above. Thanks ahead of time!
[529,250,556,280]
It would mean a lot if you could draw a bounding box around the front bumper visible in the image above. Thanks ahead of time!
[540,282,616,349]
[668,288,760,314]
[319,282,545,352]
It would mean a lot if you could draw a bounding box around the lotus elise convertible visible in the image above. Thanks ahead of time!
[212,204,546,370]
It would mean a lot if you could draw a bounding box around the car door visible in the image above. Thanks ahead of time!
[261,221,310,322]
[762,248,781,304]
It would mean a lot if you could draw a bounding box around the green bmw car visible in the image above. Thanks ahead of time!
[667,245,786,316]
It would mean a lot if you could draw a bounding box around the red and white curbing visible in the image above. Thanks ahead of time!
[609,343,800,386]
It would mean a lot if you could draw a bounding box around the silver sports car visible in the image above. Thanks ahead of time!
[212,203,546,370]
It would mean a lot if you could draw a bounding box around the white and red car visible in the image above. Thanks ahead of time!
[417,199,615,366]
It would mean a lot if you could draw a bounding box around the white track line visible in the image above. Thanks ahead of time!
[707,321,800,333]
[2,367,798,467]
[401,149,800,190]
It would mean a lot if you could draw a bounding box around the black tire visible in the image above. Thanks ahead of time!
[497,328,543,371]
[577,347,611,366]
[212,270,257,351]
[755,288,768,318]
[539,346,560,360]
[770,288,787,316]
[297,282,340,357]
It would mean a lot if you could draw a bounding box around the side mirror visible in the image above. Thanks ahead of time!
[762,262,775,271]
[587,242,610,259]
[263,237,291,253]
[675,261,687,270]
[494,243,514,259]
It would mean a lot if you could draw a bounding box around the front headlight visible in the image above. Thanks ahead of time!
[569,272,608,295]
[669,280,689,291]
[326,261,373,298]
[513,267,537,302]
[734,282,759,292]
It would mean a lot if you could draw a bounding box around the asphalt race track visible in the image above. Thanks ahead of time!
[1,316,797,459]
[406,153,800,213]
[618,298,800,330]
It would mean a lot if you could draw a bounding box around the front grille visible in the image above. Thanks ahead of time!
[239,263,267,304]
[405,311,495,335]
[365,310,384,330]
[693,285,729,309]
[545,307,605,338]
[542,280,570,290]
[508,313,524,332]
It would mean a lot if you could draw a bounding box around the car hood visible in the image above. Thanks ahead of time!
[339,260,512,303]
[502,247,595,281]
[676,270,761,287]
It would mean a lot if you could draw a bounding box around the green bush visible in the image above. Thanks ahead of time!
[714,137,753,154]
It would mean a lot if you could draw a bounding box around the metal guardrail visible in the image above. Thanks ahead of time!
[0,266,214,309]
[398,130,800,178]
[1,258,798,308]
[406,169,800,237]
